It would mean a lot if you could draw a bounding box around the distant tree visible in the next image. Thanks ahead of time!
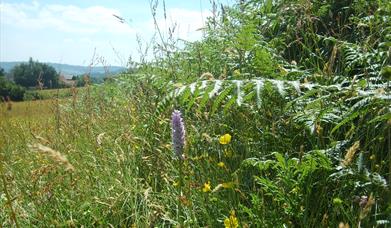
[0,68,5,77]
[80,75,89,87]
[72,74,93,87]
[0,67,25,101]
[12,58,59,88]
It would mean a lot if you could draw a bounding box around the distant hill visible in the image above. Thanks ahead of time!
[0,61,127,79]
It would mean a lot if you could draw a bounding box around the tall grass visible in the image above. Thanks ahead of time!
[1,0,390,227]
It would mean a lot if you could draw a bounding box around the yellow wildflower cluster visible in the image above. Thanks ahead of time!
[219,134,232,145]
[202,181,211,193]
[224,210,239,228]
[217,161,225,168]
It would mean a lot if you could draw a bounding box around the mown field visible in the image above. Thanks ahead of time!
[1,99,56,120]
[23,87,83,101]
[1,0,391,227]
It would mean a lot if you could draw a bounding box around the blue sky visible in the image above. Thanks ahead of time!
[0,0,232,66]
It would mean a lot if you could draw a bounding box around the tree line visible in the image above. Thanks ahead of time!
[1,58,69,101]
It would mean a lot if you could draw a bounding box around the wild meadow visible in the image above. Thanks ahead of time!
[1,0,391,227]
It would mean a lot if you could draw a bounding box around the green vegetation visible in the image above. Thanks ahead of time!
[0,61,127,84]
[12,58,59,89]
[0,58,62,101]
[0,99,59,121]
[1,0,390,227]
[23,87,81,101]
[0,68,25,101]
[71,75,102,87]
[0,59,90,101]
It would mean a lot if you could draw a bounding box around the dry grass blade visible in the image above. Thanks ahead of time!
[33,135,50,145]
[342,141,360,167]
[360,194,375,220]
[29,143,75,172]
[97,132,106,146]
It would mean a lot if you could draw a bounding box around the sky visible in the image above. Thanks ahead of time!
[0,0,232,66]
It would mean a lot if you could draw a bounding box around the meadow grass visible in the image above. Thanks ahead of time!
[0,76,388,227]
[23,87,84,101]
[0,86,160,226]
[1,99,57,121]
[1,0,390,226]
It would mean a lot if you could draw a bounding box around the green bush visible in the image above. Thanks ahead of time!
[11,57,59,88]
[0,76,25,101]
[22,90,43,101]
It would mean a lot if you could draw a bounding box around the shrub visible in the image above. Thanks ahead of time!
[0,76,25,101]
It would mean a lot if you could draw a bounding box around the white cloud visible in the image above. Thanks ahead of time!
[0,2,135,34]
[0,1,212,65]
[143,8,212,42]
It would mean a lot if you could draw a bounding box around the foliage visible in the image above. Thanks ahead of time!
[1,0,391,227]
[71,75,102,87]
[23,88,79,101]
[11,58,60,88]
[0,68,26,101]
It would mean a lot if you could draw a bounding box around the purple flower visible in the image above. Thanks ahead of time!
[172,110,185,160]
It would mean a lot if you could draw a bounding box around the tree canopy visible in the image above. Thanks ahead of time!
[12,58,59,88]
[0,67,25,101]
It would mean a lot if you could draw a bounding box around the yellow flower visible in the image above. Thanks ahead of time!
[202,181,211,193]
[219,134,232,145]
[224,210,239,228]
[217,162,225,168]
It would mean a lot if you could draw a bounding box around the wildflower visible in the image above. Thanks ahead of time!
[202,181,211,193]
[217,162,225,168]
[171,110,185,160]
[219,134,232,145]
[224,210,239,228]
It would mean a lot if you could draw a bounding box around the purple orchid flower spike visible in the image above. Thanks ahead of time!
[171,110,185,160]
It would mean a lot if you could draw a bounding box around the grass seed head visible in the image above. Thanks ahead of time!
[29,143,75,172]
[342,141,360,167]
